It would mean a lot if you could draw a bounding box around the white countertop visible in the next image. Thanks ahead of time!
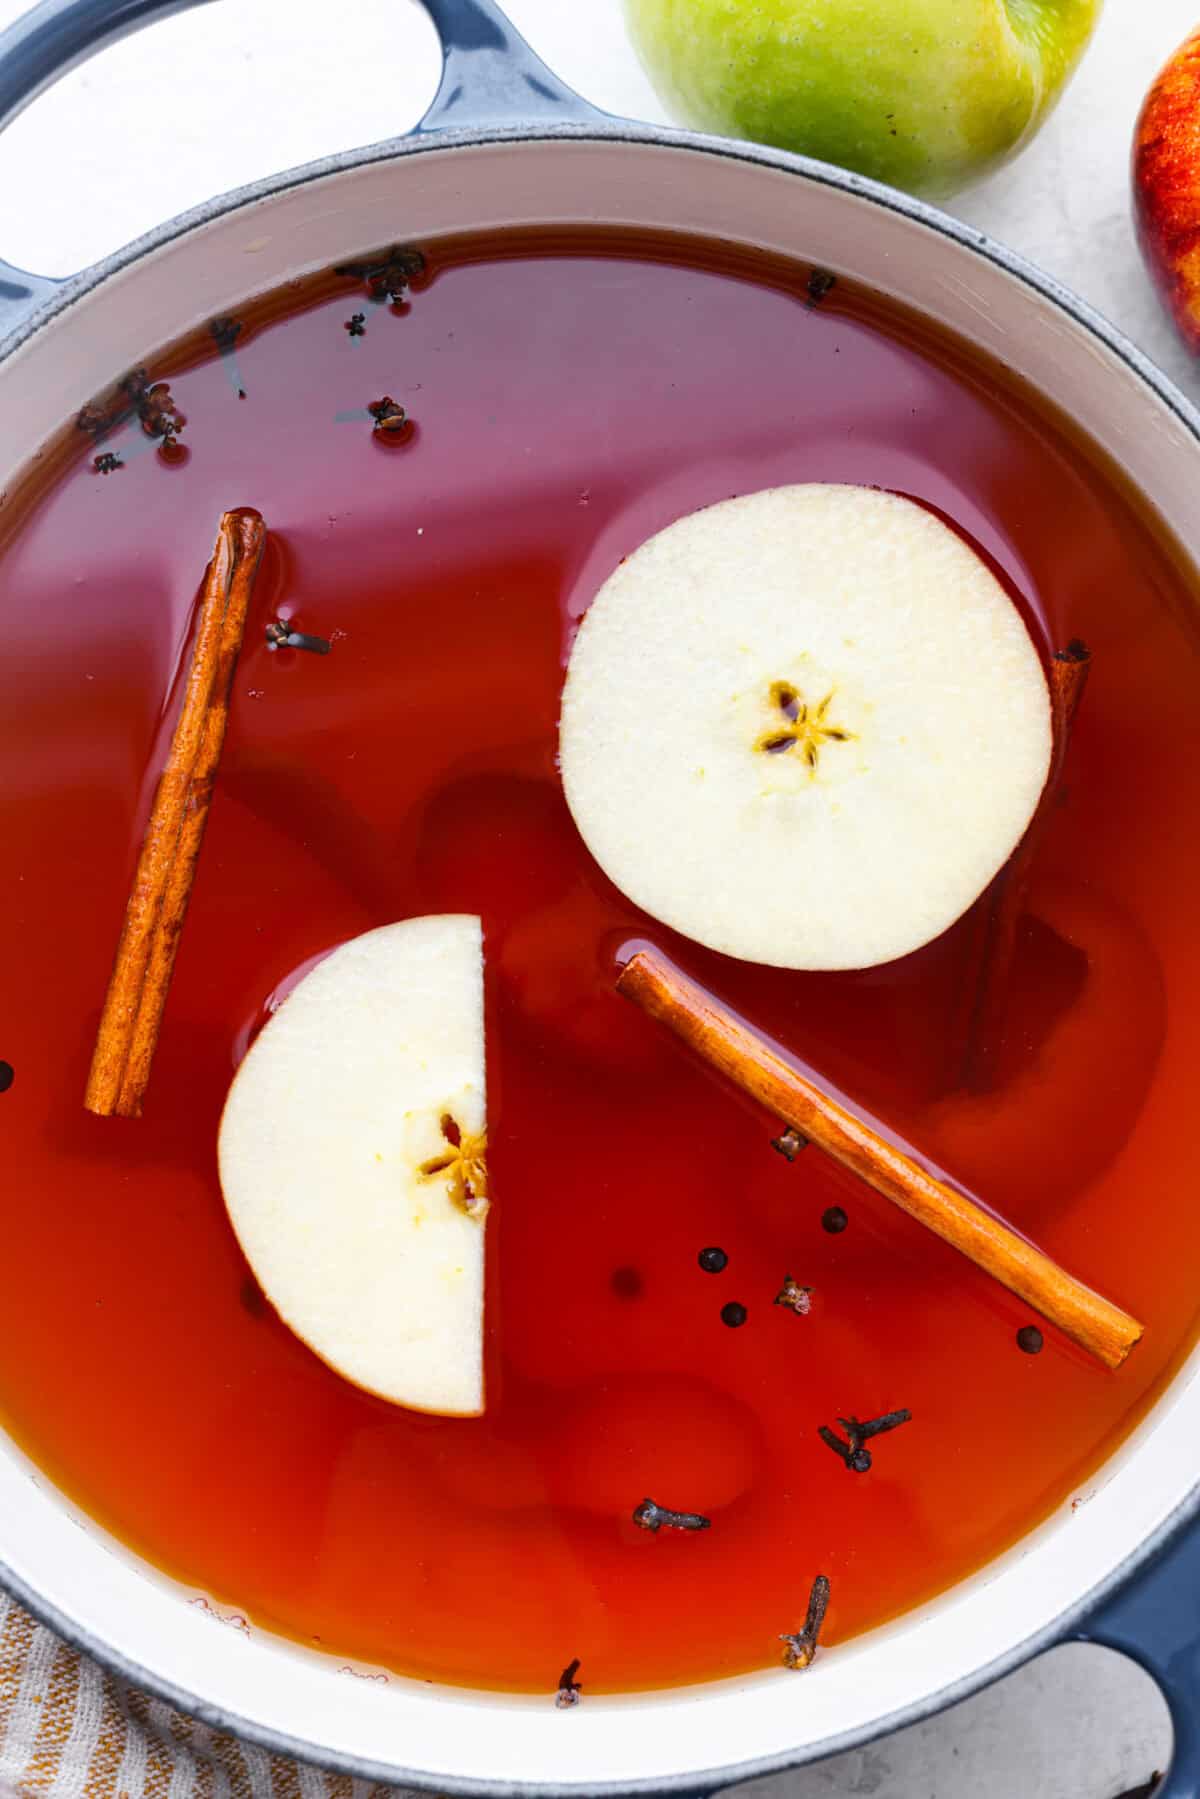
[0,0,1188,1792]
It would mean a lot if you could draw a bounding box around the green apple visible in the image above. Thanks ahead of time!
[624,0,1100,198]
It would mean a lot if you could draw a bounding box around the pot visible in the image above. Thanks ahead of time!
[1,1,1199,1792]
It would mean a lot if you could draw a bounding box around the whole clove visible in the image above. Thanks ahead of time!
[77,401,114,441]
[344,312,367,337]
[266,620,332,655]
[555,1657,582,1709]
[633,1497,711,1534]
[774,1275,812,1316]
[820,1408,911,1474]
[368,395,409,439]
[336,244,426,303]
[121,371,186,443]
[93,452,122,475]
[840,1409,912,1443]
[77,367,185,449]
[780,1574,830,1670]
[806,269,837,307]
[818,1425,872,1474]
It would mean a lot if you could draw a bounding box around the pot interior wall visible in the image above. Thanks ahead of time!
[0,134,1198,1793]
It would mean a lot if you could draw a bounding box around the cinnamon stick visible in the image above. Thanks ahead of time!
[617,944,1141,1370]
[961,641,1091,1091]
[85,510,266,1118]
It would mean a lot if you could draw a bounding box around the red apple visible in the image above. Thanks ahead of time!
[1134,26,1200,351]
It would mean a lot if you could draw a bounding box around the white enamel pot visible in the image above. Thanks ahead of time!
[2,1,1200,1792]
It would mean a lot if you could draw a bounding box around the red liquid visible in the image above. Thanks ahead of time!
[0,232,1198,1692]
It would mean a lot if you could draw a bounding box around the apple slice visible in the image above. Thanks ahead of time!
[218,915,488,1416]
[560,483,1052,971]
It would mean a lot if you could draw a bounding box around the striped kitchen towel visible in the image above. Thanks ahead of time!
[0,1589,411,1799]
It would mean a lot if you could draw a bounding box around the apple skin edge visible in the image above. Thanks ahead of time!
[623,0,1101,200]
[1134,26,1200,353]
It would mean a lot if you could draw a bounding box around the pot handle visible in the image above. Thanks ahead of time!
[413,0,604,133]
[0,0,213,332]
[0,0,602,335]
[1075,1499,1200,1798]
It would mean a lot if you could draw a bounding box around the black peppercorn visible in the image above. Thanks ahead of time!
[0,1061,12,1093]
[698,1246,728,1274]
[720,1301,747,1328]
[1017,1325,1044,1355]
[821,1206,848,1234]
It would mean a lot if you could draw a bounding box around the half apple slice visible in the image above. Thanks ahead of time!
[219,915,488,1416]
[560,484,1053,971]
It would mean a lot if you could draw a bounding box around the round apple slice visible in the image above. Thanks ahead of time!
[218,915,488,1416]
[560,484,1053,971]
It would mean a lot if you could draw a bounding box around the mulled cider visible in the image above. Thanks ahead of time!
[0,229,1197,1695]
